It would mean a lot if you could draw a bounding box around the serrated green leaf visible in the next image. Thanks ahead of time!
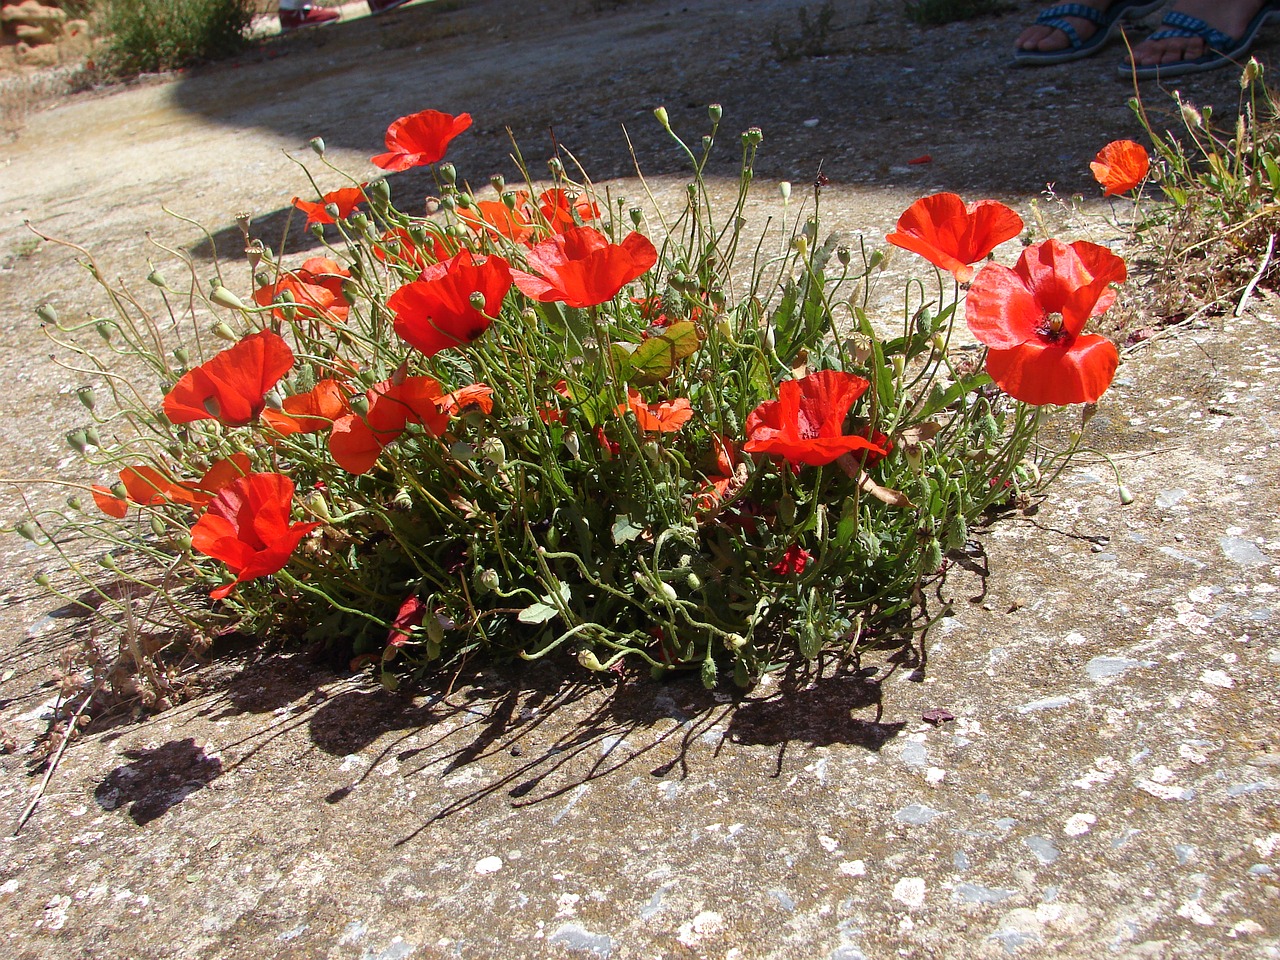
[621,321,701,386]
[612,514,644,544]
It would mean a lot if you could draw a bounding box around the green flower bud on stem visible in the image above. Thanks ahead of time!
[309,136,326,156]
[95,321,112,342]
[209,280,246,311]
[212,321,238,342]
[653,106,671,130]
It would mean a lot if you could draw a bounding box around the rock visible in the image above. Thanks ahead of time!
[14,39,58,66]
[15,22,59,43]
[1,1,68,26]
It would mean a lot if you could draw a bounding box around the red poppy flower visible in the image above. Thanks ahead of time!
[371,109,472,172]
[190,473,320,600]
[291,186,365,227]
[388,250,513,357]
[617,389,693,432]
[255,259,351,325]
[743,370,886,466]
[387,594,428,648]
[436,383,494,416]
[538,379,572,425]
[513,226,658,308]
[538,188,600,232]
[965,239,1126,406]
[163,331,295,427]
[696,434,742,510]
[458,194,535,244]
[886,193,1024,283]
[94,453,254,516]
[329,375,449,475]
[262,378,352,436]
[771,544,810,575]
[1090,140,1150,197]
[374,226,452,274]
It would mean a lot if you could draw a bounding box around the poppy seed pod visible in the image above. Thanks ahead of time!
[742,127,763,146]
[548,157,564,178]
[95,321,112,341]
[173,347,190,367]
[84,426,100,447]
[779,181,792,203]
[490,174,505,192]
[476,568,499,594]
[708,103,722,123]
[208,280,246,311]
[578,649,605,671]
[439,162,457,185]
[14,521,38,542]
[66,429,88,453]
[36,303,58,325]
[33,572,50,587]
[367,179,391,205]
[309,136,325,156]
[211,321,238,341]
[653,106,671,130]
[629,207,643,227]
[67,496,83,511]
[76,386,95,410]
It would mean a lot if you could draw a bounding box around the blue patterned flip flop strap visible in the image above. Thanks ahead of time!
[1034,3,1108,49]
[1146,10,1235,49]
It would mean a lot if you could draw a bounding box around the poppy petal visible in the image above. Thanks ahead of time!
[985,335,1118,406]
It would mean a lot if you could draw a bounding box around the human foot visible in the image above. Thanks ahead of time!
[1014,0,1165,65]
[1127,0,1275,74]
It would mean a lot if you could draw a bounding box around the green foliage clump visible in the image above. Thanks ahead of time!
[100,0,254,76]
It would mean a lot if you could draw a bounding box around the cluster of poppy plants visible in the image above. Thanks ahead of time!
[69,110,1143,683]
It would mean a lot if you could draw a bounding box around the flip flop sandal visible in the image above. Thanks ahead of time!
[1122,3,1280,79]
[1014,0,1165,66]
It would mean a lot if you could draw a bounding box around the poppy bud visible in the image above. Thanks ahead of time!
[629,207,643,227]
[309,136,326,156]
[76,386,95,411]
[779,181,792,203]
[742,127,763,146]
[1180,101,1203,129]
[213,321,240,342]
[490,174,505,192]
[426,614,445,645]
[95,321,112,341]
[564,431,580,458]
[686,571,702,591]
[209,280,246,311]
[173,347,190,367]
[653,106,671,130]
[1118,485,1135,506]
[792,235,808,258]
[892,355,905,378]
[702,135,713,151]
[439,163,457,185]
[1242,57,1262,88]
[778,496,796,527]
[578,649,605,672]
[367,179,391,206]
[66,429,88,453]
[33,572,50,587]
[763,324,775,354]
[14,520,38,541]
[701,656,717,690]
[548,157,564,178]
[945,516,968,551]
[659,581,678,601]
[708,103,722,123]
[922,538,943,573]
[149,515,166,537]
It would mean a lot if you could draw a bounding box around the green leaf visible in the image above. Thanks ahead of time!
[619,321,701,386]
[612,514,644,545]
[919,371,992,418]
[517,582,571,624]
